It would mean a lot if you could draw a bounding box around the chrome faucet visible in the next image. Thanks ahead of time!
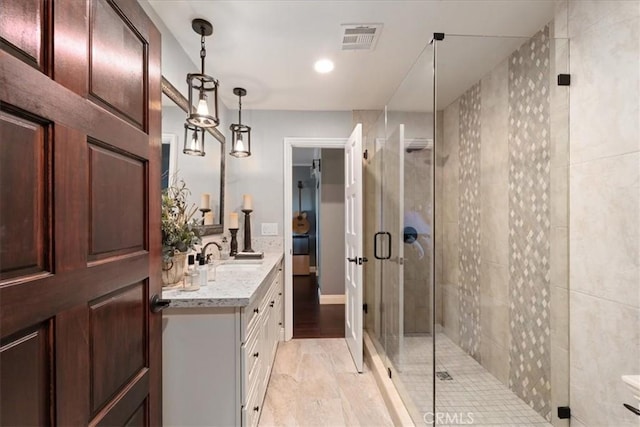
[200,241,222,260]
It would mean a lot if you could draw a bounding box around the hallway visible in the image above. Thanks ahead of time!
[259,339,393,426]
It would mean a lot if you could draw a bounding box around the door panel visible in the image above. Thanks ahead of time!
[345,123,363,372]
[0,0,161,425]
[0,323,51,426]
[90,282,146,414]
[90,0,146,129]
[0,0,47,70]
[0,110,50,281]
[381,125,404,364]
[88,142,146,260]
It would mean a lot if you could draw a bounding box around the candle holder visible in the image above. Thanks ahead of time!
[241,209,254,252]
[199,207,211,222]
[229,228,239,256]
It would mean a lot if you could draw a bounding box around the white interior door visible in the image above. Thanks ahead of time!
[345,123,363,372]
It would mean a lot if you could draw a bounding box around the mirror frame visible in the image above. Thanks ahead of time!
[161,76,226,235]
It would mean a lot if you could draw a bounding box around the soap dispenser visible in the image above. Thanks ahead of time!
[220,236,230,260]
[182,254,200,291]
[197,256,208,287]
[206,254,216,282]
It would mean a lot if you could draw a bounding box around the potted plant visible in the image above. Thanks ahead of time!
[161,179,201,286]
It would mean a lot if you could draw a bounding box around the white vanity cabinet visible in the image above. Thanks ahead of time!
[162,256,283,427]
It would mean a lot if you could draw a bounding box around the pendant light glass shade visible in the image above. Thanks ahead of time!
[230,123,251,157]
[183,123,205,156]
[186,19,219,129]
[187,73,219,128]
[230,87,251,158]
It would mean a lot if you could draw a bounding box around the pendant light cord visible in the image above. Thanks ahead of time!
[238,93,242,124]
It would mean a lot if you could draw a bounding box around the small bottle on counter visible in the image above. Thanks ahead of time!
[197,256,208,287]
[206,254,216,282]
[182,254,200,291]
[220,236,230,260]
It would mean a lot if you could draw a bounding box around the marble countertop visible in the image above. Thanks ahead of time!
[162,252,283,308]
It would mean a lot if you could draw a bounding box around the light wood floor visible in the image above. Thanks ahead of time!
[259,338,394,426]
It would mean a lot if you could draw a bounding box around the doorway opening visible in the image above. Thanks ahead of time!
[291,147,345,338]
[283,137,347,342]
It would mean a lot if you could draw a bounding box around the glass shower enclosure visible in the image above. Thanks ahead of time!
[364,24,569,426]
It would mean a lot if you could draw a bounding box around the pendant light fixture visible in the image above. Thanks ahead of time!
[183,123,205,156]
[230,87,251,158]
[186,19,219,129]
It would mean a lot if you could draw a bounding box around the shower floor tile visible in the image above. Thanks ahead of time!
[392,334,551,426]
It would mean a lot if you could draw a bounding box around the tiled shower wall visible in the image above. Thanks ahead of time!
[566,2,640,427]
[438,26,566,422]
[404,147,433,334]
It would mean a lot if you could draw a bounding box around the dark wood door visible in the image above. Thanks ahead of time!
[0,0,162,425]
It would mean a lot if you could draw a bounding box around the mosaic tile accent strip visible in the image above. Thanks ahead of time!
[458,82,482,360]
[507,26,552,421]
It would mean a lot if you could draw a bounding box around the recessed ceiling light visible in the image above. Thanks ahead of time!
[314,58,334,74]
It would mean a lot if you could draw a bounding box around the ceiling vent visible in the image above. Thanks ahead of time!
[340,23,383,51]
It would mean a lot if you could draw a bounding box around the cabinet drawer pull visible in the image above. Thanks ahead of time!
[253,352,259,358]
[253,406,260,412]
[269,301,275,308]
[278,322,282,326]
[278,292,282,296]
[254,308,259,314]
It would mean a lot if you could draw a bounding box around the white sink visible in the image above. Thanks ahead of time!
[622,375,640,402]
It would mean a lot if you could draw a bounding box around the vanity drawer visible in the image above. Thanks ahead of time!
[242,328,261,397]
[242,267,279,341]
[243,363,265,427]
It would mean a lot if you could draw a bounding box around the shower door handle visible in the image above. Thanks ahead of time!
[374,231,392,260]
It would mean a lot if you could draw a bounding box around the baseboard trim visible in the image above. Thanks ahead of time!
[364,332,415,426]
[318,293,345,304]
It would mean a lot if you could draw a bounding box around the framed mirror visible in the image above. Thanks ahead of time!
[161,76,226,235]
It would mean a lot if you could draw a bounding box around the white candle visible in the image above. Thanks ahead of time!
[229,212,239,229]
[204,211,214,225]
[200,193,211,210]
[242,194,253,210]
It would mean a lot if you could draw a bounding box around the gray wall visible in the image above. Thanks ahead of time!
[225,110,353,241]
[318,149,345,296]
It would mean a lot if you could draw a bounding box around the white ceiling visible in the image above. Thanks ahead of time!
[148,1,557,112]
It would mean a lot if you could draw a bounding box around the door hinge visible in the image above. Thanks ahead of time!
[557,407,571,419]
[557,74,571,86]
[363,303,368,314]
[363,149,368,160]
[387,367,392,378]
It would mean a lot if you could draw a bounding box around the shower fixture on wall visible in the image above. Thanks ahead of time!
[229,87,252,158]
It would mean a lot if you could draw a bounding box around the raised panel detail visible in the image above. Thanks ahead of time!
[0,323,51,426]
[125,401,146,427]
[0,110,49,281]
[90,0,146,128]
[90,282,146,414]
[89,142,145,260]
[0,0,45,69]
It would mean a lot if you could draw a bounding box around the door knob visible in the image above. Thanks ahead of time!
[347,257,358,263]
[150,295,170,313]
